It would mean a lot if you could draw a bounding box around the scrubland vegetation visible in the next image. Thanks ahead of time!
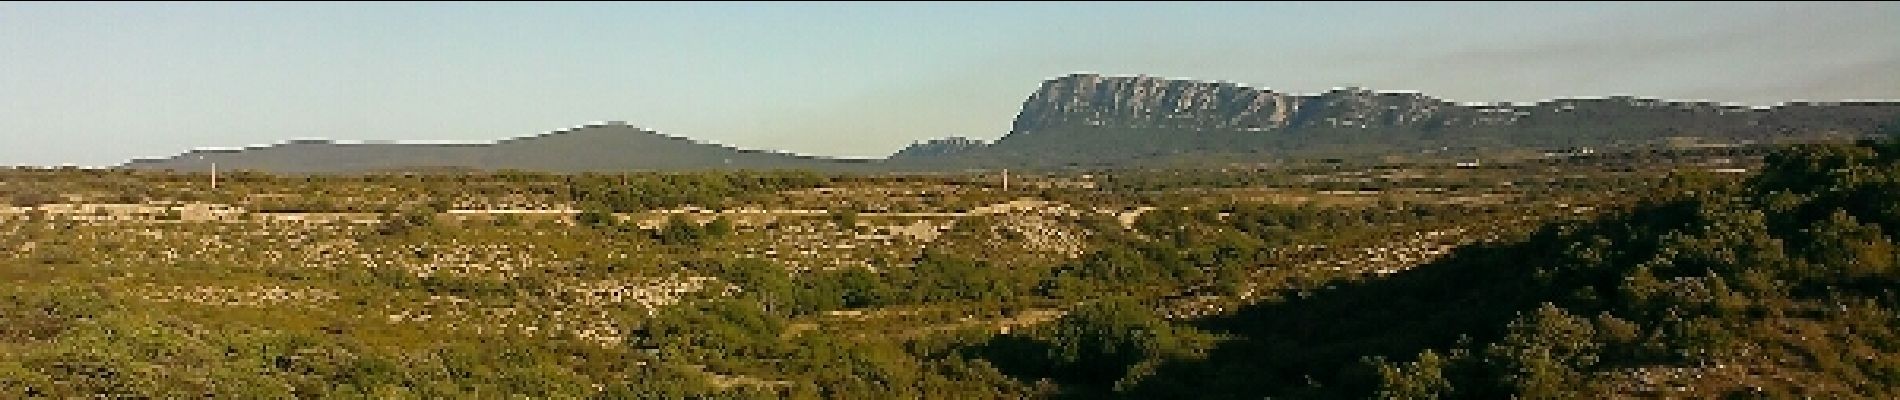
[3,142,1895,398]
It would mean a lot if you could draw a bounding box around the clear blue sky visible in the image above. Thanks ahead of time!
[2,2,1897,166]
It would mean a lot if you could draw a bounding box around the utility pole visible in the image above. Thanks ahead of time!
[199,155,217,190]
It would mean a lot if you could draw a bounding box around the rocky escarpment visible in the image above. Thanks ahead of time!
[1008,73,1529,135]
[872,73,1900,169]
[1005,73,1900,138]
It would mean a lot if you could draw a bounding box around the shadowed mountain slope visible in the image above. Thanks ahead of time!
[124,122,880,173]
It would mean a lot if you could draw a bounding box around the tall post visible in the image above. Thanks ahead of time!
[1002,168,1009,192]
[211,161,218,190]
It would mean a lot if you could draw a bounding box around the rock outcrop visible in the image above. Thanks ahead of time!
[1008,73,1900,135]
[1007,74,1632,135]
[897,73,1900,168]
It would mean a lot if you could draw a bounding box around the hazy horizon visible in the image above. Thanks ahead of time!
[4,2,1898,167]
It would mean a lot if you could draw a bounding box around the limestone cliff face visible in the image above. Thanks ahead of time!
[933,72,1900,167]
[1007,74,1525,135]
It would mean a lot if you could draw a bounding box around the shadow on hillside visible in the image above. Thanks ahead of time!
[977,200,1701,399]
[1117,202,1702,400]
[1119,239,1552,399]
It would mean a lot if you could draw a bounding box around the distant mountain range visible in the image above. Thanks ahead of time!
[125,73,1900,173]
[124,122,882,173]
[893,74,1900,168]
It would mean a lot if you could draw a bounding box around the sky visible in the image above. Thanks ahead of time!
[2,2,1897,167]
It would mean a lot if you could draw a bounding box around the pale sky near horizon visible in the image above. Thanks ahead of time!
[2,2,1897,166]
